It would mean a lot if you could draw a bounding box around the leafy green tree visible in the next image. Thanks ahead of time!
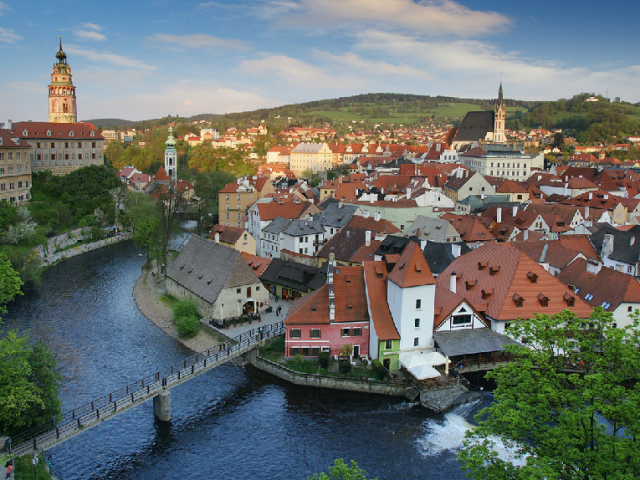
[0,252,23,316]
[27,341,62,428]
[458,308,640,480]
[192,171,236,235]
[121,192,162,263]
[308,459,378,480]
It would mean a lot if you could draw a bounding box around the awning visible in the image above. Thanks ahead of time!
[399,351,447,380]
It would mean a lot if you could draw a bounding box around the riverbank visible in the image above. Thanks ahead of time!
[133,264,225,352]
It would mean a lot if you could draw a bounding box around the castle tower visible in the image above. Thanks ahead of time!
[165,127,178,185]
[493,81,506,143]
[48,38,77,123]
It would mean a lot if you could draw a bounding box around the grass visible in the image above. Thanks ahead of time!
[12,454,54,480]
[160,293,177,306]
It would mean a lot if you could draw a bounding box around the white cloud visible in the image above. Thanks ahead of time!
[65,45,157,71]
[313,50,433,80]
[236,55,363,90]
[0,2,10,15]
[146,33,249,51]
[75,30,107,41]
[265,0,511,37]
[0,26,22,43]
[81,23,102,31]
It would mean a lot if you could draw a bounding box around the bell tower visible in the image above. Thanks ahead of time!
[48,37,77,123]
[493,81,506,143]
[165,127,178,185]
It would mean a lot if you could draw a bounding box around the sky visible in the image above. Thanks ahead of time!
[2,0,640,122]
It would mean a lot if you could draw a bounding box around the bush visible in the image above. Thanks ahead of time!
[173,298,199,321]
[372,359,387,380]
[339,360,352,375]
[175,315,200,338]
[319,352,330,369]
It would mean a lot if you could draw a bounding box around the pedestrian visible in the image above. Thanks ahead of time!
[260,327,264,341]
[5,461,13,480]
[275,296,279,303]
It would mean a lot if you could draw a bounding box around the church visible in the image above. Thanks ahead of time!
[10,39,104,176]
[450,82,507,150]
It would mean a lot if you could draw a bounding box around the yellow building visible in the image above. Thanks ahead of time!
[0,129,32,203]
[289,142,333,177]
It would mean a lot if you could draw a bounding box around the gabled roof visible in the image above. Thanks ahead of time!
[284,266,366,325]
[255,201,318,222]
[363,261,400,340]
[437,243,593,321]
[453,111,495,143]
[241,252,271,277]
[261,258,326,293]
[422,241,471,276]
[166,236,258,304]
[318,202,358,228]
[589,224,640,265]
[407,215,460,242]
[11,121,103,140]
[207,224,245,244]
[443,214,494,242]
[348,215,401,234]
[317,226,376,263]
[557,258,640,312]
[388,241,436,288]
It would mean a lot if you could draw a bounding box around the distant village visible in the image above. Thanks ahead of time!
[3,42,640,394]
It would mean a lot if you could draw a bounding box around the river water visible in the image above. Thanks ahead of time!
[3,241,494,480]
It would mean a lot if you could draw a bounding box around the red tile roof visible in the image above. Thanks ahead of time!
[437,243,593,322]
[388,241,436,288]
[207,224,245,244]
[11,121,103,140]
[240,252,271,277]
[363,261,400,340]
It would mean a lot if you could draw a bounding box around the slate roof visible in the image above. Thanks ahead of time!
[407,216,461,242]
[453,111,495,143]
[434,328,520,357]
[557,258,640,312]
[317,202,358,228]
[166,236,258,304]
[422,241,471,276]
[260,258,326,293]
[263,216,291,235]
[284,217,324,237]
[363,261,400,340]
[374,235,416,258]
[458,195,512,213]
[589,224,640,265]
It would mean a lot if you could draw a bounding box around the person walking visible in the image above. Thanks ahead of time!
[5,460,13,480]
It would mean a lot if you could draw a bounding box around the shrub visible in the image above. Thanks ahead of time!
[319,352,330,369]
[339,360,352,375]
[173,298,199,321]
[372,359,387,380]
[175,315,200,338]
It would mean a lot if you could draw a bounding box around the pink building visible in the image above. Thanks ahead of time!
[284,257,369,359]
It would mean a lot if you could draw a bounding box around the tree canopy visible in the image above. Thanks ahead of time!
[308,459,378,480]
[458,308,640,480]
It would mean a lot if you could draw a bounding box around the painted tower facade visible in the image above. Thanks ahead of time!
[48,38,77,123]
[493,82,506,143]
[165,127,177,184]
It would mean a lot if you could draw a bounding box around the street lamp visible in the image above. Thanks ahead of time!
[32,453,38,480]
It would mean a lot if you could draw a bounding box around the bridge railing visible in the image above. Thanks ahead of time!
[11,321,284,455]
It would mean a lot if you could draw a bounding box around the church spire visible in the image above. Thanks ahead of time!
[497,81,504,108]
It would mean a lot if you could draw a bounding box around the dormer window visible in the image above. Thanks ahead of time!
[527,271,538,283]
[22,130,28,136]
[46,130,51,137]
[563,293,575,307]
[69,130,74,137]
[513,294,524,307]
[481,288,493,299]
[489,265,500,276]
[538,294,549,307]
[465,280,477,290]
[90,131,95,137]
[478,261,488,270]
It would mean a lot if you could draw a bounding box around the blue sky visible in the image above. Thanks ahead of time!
[2,0,640,122]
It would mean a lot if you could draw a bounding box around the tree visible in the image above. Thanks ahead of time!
[121,192,162,263]
[308,459,378,480]
[0,252,23,316]
[192,171,235,235]
[458,308,640,480]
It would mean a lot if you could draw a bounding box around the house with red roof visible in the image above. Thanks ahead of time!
[284,256,369,360]
[207,224,256,255]
[437,243,593,334]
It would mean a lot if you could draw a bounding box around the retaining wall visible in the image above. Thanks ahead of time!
[250,354,408,397]
[38,232,133,266]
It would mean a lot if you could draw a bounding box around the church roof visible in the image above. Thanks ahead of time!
[453,111,495,143]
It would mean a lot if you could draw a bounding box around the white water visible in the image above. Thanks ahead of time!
[416,400,527,466]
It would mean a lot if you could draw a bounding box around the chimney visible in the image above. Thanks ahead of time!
[451,244,461,258]
[214,232,220,243]
[365,230,372,247]
[338,199,344,209]
[497,207,502,224]
[539,243,549,263]
[584,206,589,220]
[523,229,529,241]
[328,254,335,322]
[589,192,593,200]
[370,195,375,204]
[602,233,614,258]
[406,187,412,199]
[564,183,568,195]
[512,206,518,217]
[374,211,381,221]
[363,210,370,218]
[450,271,457,294]
[604,194,608,200]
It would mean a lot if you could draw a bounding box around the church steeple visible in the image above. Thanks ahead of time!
[48,37,77,123]
[493,80,506,143]
[164,127,178,185]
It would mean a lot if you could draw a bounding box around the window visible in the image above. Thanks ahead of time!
[413,337,419,346]
[17,181,22,188]
[226,194,229,200]
[628,306,633,312]
[341,328,350,337]
[353,328,362,337]
[414,318,420,328]
[256,287,260,292]
[0,168,4,175]
[310,329,321,338]
[585,294,594,301]
[0,184,4,191]
[452,315,472,325]
[9,183,14,190]
[236,288,241,294]
[415,299,421,309]
[385,340,392,349]
[290,329,301,338]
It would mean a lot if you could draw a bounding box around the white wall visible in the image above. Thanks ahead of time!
[387,281,436,350]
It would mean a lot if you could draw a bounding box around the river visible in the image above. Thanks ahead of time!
[3,241,494,480]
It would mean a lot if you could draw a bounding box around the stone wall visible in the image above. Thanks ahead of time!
[37,231,133,266]
[250,354,408,397]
